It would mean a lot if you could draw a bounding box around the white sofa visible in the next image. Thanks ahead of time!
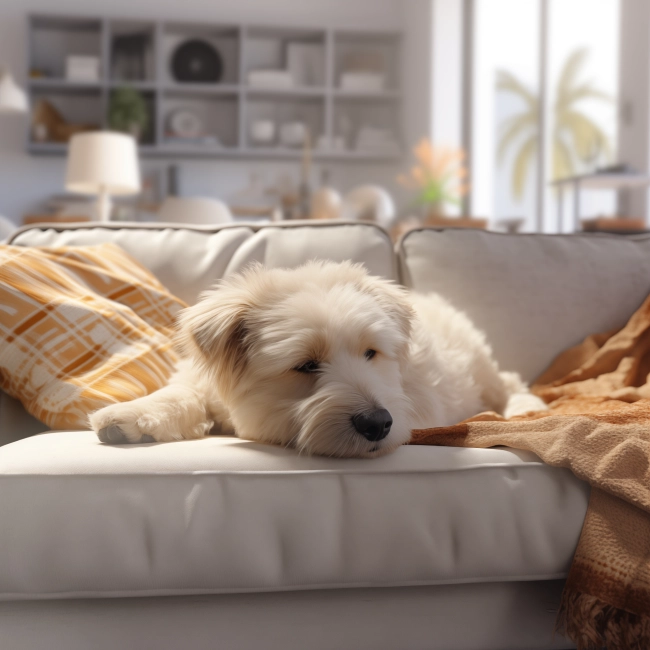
[3,221,650,650]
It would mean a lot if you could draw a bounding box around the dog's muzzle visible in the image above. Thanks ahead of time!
[352,409,392,442]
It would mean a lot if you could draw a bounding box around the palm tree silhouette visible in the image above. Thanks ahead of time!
[497,48,613,199]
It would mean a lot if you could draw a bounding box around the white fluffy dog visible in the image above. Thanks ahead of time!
[90,261,546,457]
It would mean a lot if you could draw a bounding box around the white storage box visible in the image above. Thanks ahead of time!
[65,56,100,82]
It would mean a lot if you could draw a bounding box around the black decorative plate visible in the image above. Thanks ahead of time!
[171,39,222,83]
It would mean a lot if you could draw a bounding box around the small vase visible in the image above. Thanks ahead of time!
[424,202,448,227]
[426,201,446,220]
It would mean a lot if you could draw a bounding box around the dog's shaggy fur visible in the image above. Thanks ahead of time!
[90,261,546,457]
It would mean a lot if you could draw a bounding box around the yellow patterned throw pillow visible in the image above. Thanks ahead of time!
[0,243,187,430]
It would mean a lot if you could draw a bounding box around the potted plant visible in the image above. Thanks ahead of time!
[108,87,149,142]
[397,138,470,222]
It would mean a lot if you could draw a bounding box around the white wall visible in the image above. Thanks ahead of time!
[431,0,462,149]
[431,0,463,216]
[401,0,435,151]
[0,0,435,224]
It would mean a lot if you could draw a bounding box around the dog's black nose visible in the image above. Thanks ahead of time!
[352,409,393,441]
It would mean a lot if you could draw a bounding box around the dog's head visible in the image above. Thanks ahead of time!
[176,260,415,458]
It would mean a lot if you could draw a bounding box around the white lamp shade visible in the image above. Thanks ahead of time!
[0,69,28,113]
[66,131,141,196]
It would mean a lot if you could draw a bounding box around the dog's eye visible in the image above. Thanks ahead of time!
[364,349,377,360]
[295,360,320,374]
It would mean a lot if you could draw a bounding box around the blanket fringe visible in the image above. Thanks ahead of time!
[556,590,650,650]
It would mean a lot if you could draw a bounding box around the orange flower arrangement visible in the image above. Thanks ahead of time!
[398,139,469,212]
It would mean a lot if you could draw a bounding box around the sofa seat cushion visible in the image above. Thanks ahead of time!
[0,431,589,599]
[0,431,589,600]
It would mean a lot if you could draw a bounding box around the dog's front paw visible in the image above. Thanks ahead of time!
[90,402,157,444]
[90,389,216,444]
[504,392,549,419]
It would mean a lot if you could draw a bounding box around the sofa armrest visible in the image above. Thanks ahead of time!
[0,391,48,446]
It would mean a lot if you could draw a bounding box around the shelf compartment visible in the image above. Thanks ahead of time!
[162,22,241,86]
[333,30,400,93]
[161,92,239,149]
[244,26,326,89]
[29,14,103,82]
[107,88,157,145]
[245,96,324,150]
[108,20,157,83]
[29,87,103,146]
[332,98,401,157]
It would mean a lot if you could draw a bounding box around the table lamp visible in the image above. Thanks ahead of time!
[0,66,27,113]
[65,131,140,222]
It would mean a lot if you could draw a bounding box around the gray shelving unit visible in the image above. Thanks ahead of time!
[25,13,403,161]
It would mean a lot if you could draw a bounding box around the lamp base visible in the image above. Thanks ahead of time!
[96,188,112,222]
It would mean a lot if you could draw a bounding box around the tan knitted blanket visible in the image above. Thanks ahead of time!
[411,295,650,650]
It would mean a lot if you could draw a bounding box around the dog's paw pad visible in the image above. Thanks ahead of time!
[97,425,154,445]
[97,424,129,444]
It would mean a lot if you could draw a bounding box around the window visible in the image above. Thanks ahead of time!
[546,0,619,232]
[471,0,620,232]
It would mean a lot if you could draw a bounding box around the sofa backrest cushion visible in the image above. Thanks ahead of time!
[399,229,650,382]
[224,223,398,280]
[9,224,253,305]
[10,221,397,301]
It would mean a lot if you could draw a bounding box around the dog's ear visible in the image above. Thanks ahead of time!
[175,282,253,389]
[362,277,414,343]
